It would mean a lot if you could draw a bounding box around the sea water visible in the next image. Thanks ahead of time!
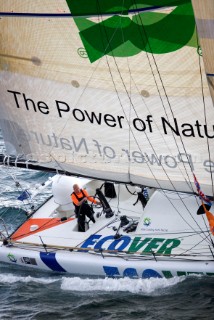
[0,141,213,319]
[0,260,213,319]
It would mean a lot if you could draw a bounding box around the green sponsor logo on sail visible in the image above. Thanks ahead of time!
[66,0,197,63]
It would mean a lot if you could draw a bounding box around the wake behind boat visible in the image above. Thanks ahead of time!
[0,0,214,278]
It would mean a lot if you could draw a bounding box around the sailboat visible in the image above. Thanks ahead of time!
[0,0,214,278]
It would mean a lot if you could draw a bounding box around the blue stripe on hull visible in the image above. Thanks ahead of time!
[40,252,66,272]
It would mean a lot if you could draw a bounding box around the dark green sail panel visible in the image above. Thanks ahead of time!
[66,1,197,63]
[66,0,189,16]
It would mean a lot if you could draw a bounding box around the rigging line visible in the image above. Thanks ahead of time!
[161,189,212,246]
[117,184,120,213]
[96,3,176,189]
[97,46,162,178]
[65,3,209,245]
[4,166,32,213]
[195,30,214,243]
[196,37,214,198]
[120,9,192,189]
[127,57,132,181]
[103,87,210,238]
[0,208,13,221]
[43,153,67,177]
[125,184,137,196]
[159,193,197,200]
[127,70,198,195]
[11,217,61,240]
[171,231,213,257]
[121,1,132,182]
[2,210,25,232]
[94,4,155,177]
[132,2,197,197]
[46,16,121,159]
[130,2,211,237]
[132,1,195,194]
[74,217,119,248]
[96,4,209,242]
[95,6,211,243]
[139,230,211,239]
[103,19,192,198]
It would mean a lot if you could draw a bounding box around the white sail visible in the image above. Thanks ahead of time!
[0,0,214,195]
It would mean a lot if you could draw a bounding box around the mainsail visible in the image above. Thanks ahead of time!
[0,0,214,195]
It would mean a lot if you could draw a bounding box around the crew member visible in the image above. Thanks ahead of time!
[71,184,100,232]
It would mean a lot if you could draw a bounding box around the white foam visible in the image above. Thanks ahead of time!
[61,276,185,294]
[0,273,59,285]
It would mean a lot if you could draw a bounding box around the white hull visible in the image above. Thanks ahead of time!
[0,244,213,278]
[0,175,213,278]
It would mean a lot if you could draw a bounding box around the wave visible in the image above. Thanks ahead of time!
[0,273,59,285]
[0,271,185,293]
[60,276,185,294]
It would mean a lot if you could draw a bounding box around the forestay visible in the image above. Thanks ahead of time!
[0,0,214,195]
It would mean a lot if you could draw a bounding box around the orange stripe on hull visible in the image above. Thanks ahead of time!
[11,217,75,241]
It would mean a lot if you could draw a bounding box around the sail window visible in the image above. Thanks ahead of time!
[71,80,80,88]
[140,90,150,97]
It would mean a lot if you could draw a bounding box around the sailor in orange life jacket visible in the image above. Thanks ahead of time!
[71,184,101,232]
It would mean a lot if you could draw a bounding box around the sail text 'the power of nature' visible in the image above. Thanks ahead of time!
[7,90,214,139]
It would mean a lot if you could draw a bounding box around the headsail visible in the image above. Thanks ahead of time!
[0,0,214,195]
